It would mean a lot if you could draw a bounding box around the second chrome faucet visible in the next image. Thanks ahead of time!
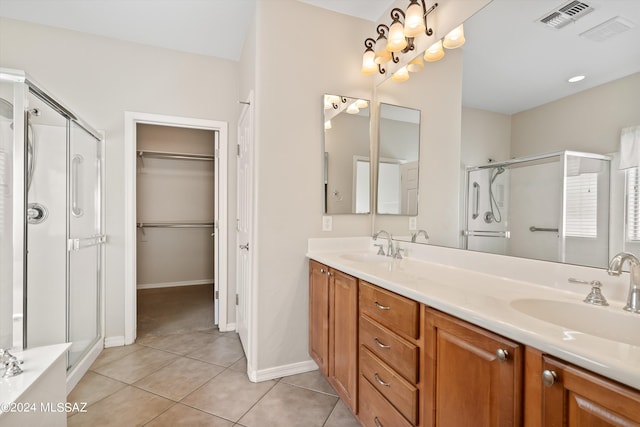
[607,252,640,314]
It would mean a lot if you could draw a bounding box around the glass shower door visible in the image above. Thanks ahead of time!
[67,121,102,368]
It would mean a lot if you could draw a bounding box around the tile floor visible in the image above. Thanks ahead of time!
[67,318,361,426]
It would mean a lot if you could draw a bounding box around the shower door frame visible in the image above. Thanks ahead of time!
[123,111,229,347]
[3,68,105,361]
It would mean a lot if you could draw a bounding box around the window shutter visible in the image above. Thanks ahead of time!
[626,167,640,241]
[565,173,598,238]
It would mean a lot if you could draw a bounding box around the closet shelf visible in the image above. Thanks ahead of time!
[137,150,214,161]
[137,221,214,229]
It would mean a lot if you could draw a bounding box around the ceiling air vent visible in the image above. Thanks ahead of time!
[580,16,636,42]
[539,1,594,29]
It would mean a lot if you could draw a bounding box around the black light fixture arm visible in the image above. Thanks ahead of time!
[419,1,438,36]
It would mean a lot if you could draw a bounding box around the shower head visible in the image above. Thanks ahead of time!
[491,166,506,184]
[0,98,13,120]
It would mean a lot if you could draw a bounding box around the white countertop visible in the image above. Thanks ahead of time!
[307,238,640,391]
[0,343,70,414]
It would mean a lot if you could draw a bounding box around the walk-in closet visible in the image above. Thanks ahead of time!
[136,123,216,337]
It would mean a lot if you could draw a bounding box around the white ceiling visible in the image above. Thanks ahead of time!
[1,0,638,113]
[463,0,640,114]
[0,0,393,60]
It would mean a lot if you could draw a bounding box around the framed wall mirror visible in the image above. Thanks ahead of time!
[372,0,640,268]
[377,103,420,215]
[322,94,371,214]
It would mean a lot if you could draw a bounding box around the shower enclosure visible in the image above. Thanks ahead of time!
[464,150,611,268]
[0,68,104,372]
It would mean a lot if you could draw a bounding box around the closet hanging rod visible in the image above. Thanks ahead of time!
[137,222,214,229]
[137,150,214,161]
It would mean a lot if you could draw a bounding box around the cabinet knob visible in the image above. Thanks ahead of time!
[496,348,510,362]
[327,271,332,277]
[542,369,558,387]
[319,268,325,273]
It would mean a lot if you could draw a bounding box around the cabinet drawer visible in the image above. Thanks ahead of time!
[359,374,413,427]
[360,346,418,424]
[360,314,418,383]
[360,281,419,339]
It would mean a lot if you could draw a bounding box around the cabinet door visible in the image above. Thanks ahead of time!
[541,356,640,426]
[329,268,358,412]
[425,309,523,427]
[309,260,330,375]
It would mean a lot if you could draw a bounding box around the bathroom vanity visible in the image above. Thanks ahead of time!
[308,238,640,426]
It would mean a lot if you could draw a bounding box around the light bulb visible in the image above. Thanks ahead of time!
[424,39,445,62]
[443,24,466,49]
[346,103,360,114]
[407,56,424,73]
[361,50,377,75]
[391,66,410,82]
[355,99,369,109]
[324,120,332,130]
[386,20,408,52]
[404,2,426,37]
[374,36,392,64]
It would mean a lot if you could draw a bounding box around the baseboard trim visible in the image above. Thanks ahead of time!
[137,279,214,290]
[104,336,126,348]
[248,359,319,383]
[220,322,236,332]
[67,339,103,394]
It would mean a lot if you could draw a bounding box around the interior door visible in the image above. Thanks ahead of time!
[236,97,253,355]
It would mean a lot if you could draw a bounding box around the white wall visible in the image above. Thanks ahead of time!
[0,17,240,340]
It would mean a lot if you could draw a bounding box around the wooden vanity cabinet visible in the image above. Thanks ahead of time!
[309,260,330,375]
[425,308,523,427]
[308,260,358,412]
[524,348,640,426]
[358,281,423,427]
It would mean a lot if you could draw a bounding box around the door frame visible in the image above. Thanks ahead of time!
[123,111,229,345]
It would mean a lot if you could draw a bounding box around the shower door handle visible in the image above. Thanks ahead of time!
[71,154,84,217]
[472,182,480,219]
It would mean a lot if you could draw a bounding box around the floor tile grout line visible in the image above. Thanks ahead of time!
[232,377,281,425]
[278,380,340,398]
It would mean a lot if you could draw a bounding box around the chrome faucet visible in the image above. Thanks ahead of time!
[411,229,429,243]
[607,252,640,313]
[373,230,393,257]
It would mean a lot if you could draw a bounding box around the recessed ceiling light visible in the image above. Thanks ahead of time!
[568,75,586,83]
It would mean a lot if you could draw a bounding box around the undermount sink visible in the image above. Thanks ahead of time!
[510,298,640,346]
[339,252,388,263]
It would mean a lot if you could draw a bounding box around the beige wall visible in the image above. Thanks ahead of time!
[253,0,372,370]
[0,17,240,339]
[511,72,640,157]
[375,48,464,245]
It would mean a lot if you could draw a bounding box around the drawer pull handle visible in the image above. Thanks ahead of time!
[374,372,391,387]
[374,301,390,310]
[374,338,390,349]
[374,416,383,427]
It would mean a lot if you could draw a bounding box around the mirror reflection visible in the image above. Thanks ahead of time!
[372,0,640,268]
[322,94,370,214]
[377,103,420,215]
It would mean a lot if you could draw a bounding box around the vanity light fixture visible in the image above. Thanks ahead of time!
[407,56,424,72]
[324,120,332,130]
[355,99,369,109]
[392,66,410,82]
[361,39,378,75]
[346,103,360,114]
[361,1,438,75]
[443,24,466,49]
[424,39,445,62]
